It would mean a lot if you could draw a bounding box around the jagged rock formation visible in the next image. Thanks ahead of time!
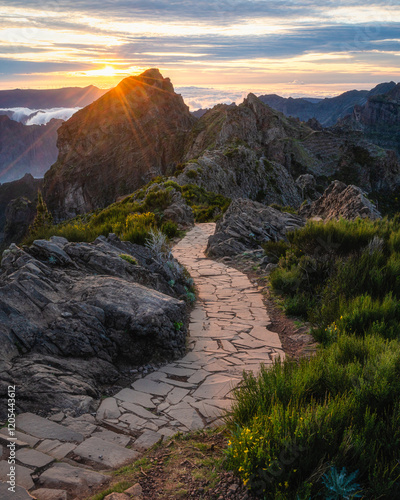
[299,181,382,220]
[206,198,305,258]
[0,235,191,417]
[3,196,36,245]
[38,71,400,222]
[44,69,195,219]
[176,93,400,205]
[259,82,397,127]
[0,173,42,246]
[0,116,62,183]
[337,83,400,156]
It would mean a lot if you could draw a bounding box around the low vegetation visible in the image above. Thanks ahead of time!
[87,429,227,500]
[24,179,231,246]
[225,217,400,498]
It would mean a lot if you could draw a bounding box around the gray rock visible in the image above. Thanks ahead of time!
[0,234,190,418]
[37,462,108,497]
[162,191,194,229]
[299,180,382,220]
[132,430,163,451]
[0,461,34,490]
[31,489,68,500]
[296,174,319,200]
[16,413,84,443]
[73,436,139,468]
[0,481,35,499]
[206,198,305,258]
[15,449,54,469]
[96,398,121,421]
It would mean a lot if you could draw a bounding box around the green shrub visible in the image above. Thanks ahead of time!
[270,203,298,215]
[119,254,138,265]
[161,220,179,239]
[226,333,400,498]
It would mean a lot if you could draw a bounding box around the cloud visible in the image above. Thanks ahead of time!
[176,86,245,109]
[0,107,81,124]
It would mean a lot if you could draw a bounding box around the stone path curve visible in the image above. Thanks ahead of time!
[3,223,284,500]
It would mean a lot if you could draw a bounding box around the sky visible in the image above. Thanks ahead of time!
[0,0,399,104]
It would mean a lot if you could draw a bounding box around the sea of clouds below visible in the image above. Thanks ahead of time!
[0,107,82,125]
[0,86,322,126]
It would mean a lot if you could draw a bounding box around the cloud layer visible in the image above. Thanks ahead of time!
[0,107,82,125]
[0,1,399,91]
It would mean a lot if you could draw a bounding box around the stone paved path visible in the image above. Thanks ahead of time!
[1,223,284,500]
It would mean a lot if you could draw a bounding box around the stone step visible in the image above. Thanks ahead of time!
[16,414,84,444]
[72,436,140,468]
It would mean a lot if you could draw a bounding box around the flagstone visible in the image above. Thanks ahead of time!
[132,379,173,397]
[114,388,156,408]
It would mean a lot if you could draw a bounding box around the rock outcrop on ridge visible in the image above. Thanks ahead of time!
[206,198,305,258]
[0,173,42,247]
[299,180,382,220]
[176,93,400,205]
[42,70,400,220]
[44,69,195,219]
[337,82,400,156]
[0,234,191,418]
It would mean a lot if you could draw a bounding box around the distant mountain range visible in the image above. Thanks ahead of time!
[258,82,397,127]
[1,80,400,188]
[0,86,109,183]
[0,85,108,109]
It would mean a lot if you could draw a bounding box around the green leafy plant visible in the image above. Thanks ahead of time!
[174,321,183,331]
[321,467,362,500]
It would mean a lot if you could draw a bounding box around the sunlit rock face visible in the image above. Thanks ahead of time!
[44,69,195,219]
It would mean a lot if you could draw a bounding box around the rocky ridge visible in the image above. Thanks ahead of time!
[0,174,42,248]
[0,233,192,418]
[44,69,195,219]
[258,82,397,126]
[337,83,400,157]
[206,198,305,258]
[299,180,382,220]
[42,70,400,223]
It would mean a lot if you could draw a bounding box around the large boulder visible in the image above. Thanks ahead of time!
[299,180,382,220]
[206,198,305,258]
[0,235,191,418]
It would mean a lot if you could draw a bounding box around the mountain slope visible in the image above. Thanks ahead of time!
[337,82,400,156]
[44,69,195,219]
[259,82,397,127]
[0,115,62,183]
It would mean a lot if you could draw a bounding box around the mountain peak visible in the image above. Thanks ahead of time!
[139,68,164,80]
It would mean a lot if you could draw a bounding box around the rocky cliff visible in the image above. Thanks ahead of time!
[0,173,42,247]
[0,116,62,183]
[0,234,191,417]
[176,93,400,205]
[44,69,195,219]
[42,71,400,221]
[337,83,400,156]
[299,181,382,220]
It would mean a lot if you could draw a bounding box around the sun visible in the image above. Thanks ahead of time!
[84,65,117,77]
